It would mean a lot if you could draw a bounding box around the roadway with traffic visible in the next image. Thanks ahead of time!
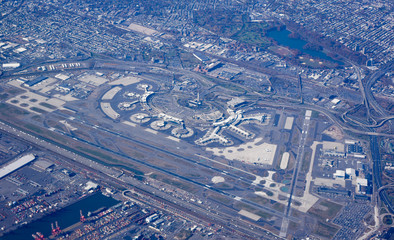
[0,119,279,239]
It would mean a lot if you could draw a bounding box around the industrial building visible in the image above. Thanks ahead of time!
[33,160,54,172]
[24,76,49,87]
[193,52,210,62]
[0,154,36,179]
[2,62,20,68]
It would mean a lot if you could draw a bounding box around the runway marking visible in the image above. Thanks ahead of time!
[122,121,137,127]
[144,128,158,134]
[239,209,260,221]
[166,136,180,142]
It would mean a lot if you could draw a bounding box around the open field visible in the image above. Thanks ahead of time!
[308,200,343,220]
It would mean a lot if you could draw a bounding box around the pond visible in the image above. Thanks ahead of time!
[267,28,334,61]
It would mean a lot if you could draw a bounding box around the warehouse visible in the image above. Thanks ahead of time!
[0,154,36,179]
[24,76,48,87]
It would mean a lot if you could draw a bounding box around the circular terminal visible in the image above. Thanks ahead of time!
[130,113,151,124]
[150,120,171,130]
[171,127,194,138]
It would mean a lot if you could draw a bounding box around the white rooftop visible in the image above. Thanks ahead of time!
[357,178,368,186]
[84,181,99,190]
[0,154,36,179]
[322,141,345,153]
[334,170,346,178]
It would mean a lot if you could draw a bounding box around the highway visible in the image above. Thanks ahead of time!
[257,99,394,138]
[349,61,394,214]
[45,108,299,223]
[343,113,394,129]
[49,119,299,223]
[364,64,392,118]
[343,62,393,128]
[1,57,391,137]
[370,136,394,214]
[0,120,276,239]
[352,63,374,123]
[1,56,393,234]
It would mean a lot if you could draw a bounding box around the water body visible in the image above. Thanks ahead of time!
[1,192,119,240]
[267,28,333,61]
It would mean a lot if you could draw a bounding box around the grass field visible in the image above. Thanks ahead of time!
[308,200,343,220]
[234,202,273,220]
[208,193,233,205]
[30,107,48,114]
[233,22,271,49]
[150,173,197,193]
[0,108,146,176]
[39,102,57,109]
[175,229,193,240]
[272,202,285,212]
[313,221,339,239]
[76,146,144,175]
[247,194,270,205]
[0,103,28,116]
[301,151,312,173]
[161,177,197,193]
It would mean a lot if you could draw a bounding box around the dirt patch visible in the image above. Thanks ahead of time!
[322,125,344,140]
